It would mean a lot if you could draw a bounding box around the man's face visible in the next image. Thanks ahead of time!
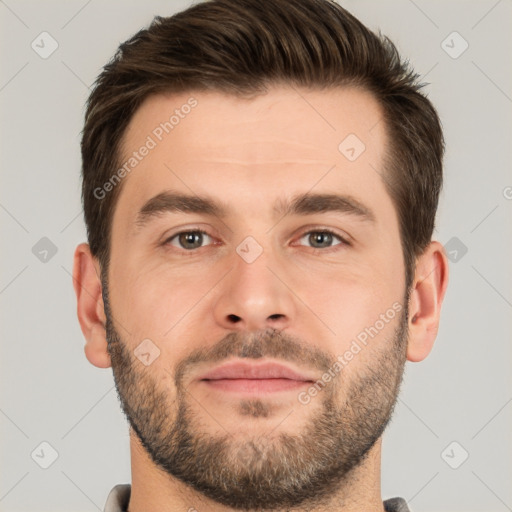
[104,86,409,509]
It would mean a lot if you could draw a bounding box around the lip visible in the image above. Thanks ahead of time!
[199,360,316,382]
[197,360,316,394]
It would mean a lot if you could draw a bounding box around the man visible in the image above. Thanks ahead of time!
[72,0,449,510]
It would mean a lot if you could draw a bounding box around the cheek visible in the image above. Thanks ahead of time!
[298,252,404,350]
[114,261,220,341]
[301,269,377,338]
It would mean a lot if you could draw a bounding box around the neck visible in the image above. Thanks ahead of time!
[127,429,385,512]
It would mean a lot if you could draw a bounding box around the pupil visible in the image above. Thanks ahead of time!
[311,232,331,248]
[180,232,202,249]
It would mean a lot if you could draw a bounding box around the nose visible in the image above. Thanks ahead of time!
[212,243,297,332]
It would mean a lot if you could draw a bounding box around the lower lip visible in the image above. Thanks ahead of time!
[201,378,311,393]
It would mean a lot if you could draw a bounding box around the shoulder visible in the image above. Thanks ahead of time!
[103,484,131,512]
[383,497,411,512]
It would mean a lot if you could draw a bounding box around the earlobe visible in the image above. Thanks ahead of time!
[406,241,449,363]
[72,243,112,369]
[84,331,112,368]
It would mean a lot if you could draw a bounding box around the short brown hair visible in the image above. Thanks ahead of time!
[81,0,444,290]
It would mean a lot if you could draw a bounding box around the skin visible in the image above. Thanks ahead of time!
[73,85,449,511]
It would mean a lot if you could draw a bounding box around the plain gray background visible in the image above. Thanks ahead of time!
[1,1,511,511]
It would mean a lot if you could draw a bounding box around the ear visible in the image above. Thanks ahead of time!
[72,243,111,368]
[406,240,449,362]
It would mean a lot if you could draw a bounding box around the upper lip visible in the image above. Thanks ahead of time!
[199,360,316,382]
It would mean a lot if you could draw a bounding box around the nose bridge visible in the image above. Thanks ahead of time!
[213,235,296,331]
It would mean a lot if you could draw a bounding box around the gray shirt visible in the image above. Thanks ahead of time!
[103,484,411,511]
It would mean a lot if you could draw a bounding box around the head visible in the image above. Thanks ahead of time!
[74,0,448,509]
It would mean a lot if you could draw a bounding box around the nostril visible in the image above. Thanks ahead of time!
[268,314,284,321]
[227,314,242,323]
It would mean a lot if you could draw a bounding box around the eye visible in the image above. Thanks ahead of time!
[163,228,348,252]
[297,229,348,250]
[165,230,214,250]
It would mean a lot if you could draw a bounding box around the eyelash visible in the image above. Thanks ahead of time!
[163,228,350,253]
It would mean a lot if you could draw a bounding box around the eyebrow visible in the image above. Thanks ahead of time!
[133,190,376,233]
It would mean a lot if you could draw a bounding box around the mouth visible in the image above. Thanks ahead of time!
[198,360,316,394]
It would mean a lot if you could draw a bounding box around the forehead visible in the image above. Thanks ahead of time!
[122,86,384,162]
[113,86,389,232]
